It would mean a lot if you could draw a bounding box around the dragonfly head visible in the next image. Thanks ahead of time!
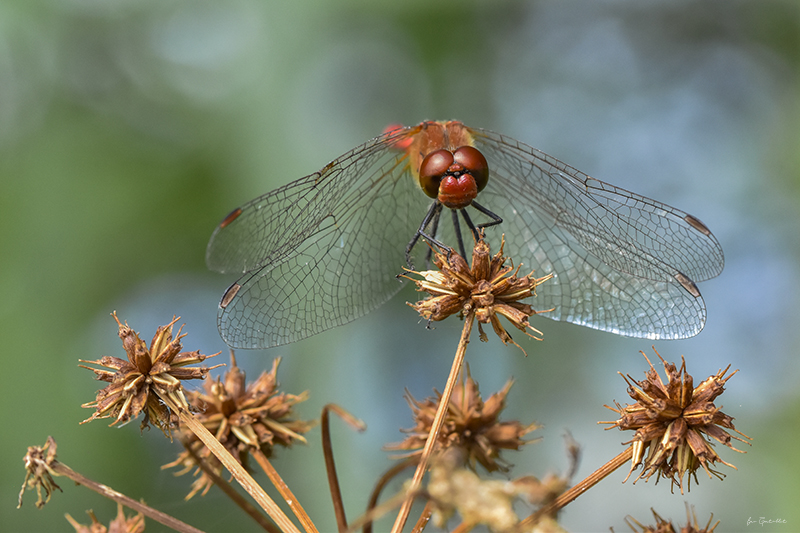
[418,146,489,209]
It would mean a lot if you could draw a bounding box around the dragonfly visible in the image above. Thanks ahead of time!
[206,121,724,349]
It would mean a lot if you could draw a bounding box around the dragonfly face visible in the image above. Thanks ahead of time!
[396,121,489,209]
[207,121,724,349]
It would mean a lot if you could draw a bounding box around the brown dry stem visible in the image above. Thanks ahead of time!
[390,311,475,533]
[176,436,278,533]
[160,390,301,533]
[410,501,434,533]
[252,447,318,533]
[20,437,204,533]
[321,404,368,533]
[517,446,634,530]
[364,458,418,533]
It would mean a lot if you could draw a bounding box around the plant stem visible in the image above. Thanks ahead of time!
[346,490,411,533]
[390,312,475,533]
[177,437,278,532]
[410,501,433,533]
[517,445,634,530]
[321,405,348,533]
[162,392,302,533]
[252,448,319,533]
[364,458,417,533]
[50,460,205,533]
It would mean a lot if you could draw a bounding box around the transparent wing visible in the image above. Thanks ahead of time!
[467,127,724,339]
[208,122,724,348]
[206,126,431,348]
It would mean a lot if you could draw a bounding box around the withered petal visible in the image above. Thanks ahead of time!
[481,380,513,419]
[171,350,215,367]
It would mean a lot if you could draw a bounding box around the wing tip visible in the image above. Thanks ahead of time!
[675,271,701,298]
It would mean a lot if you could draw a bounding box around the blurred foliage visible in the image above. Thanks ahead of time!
[2,1,799,532]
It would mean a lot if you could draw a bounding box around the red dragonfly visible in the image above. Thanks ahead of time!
[206,121,724,349]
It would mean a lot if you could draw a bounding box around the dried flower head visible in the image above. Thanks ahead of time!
[80,312,221,436]
[164,353,314,499]
[18,436,61,509]
[386,367,538,473]
[405,233,553,354]
[624,504,719,533]
[426,449,568,533]
[65,504,145,533]
[602,347,752,494]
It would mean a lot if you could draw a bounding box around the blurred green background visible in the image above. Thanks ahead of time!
[2,1,798,532]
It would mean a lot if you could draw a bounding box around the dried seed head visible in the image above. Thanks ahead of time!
[65,503,145,533]
[624,504,720,533]
[404,233,553,355]
[386,367,539,473]
[18,436,61,509]
[79,312,222,437]
[425,449,568,532]
[164,353,314,499]
[426,449,521,532]
[602,347,752,494]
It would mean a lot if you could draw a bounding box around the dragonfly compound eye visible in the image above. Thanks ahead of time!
[418,149,454,199]
[453,146,489,193]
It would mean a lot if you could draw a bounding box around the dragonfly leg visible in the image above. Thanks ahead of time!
[460,208,479,242]
[405,201,449,269]
[423,205,442,267]
[451,209,468,259]
[470,200,503,229]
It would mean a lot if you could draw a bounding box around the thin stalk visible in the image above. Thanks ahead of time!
[321,405,346,533]
[364,458,417,533]
[321,404,367,533]
[177,437,278,533]
[48,460,205,533]
[409,501,433,533]
[160,392,301,533]
[390,312,475,533]
[251,447,319,533]
[517,446,634,530]
[347,490,415,533]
